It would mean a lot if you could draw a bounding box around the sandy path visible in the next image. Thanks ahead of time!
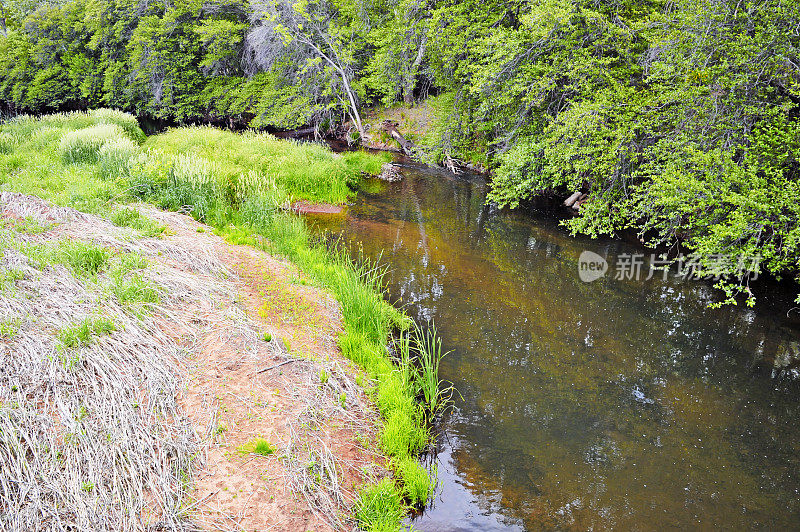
[140,207,389,532]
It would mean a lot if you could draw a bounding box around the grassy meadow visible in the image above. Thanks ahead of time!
[0,110,444,530]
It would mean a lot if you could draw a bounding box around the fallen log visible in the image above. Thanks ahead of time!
[443,155,464,176]
[573,194,589,210]
[275,126,317,139]
[564,191,582,207]
[381,120,417,155]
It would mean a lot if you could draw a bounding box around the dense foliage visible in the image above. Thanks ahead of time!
[0,0,798,302]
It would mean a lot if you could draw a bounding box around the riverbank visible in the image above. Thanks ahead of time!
[0,110,438,531]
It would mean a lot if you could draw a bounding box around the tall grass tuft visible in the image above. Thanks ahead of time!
[158,152,221,221]
[237,438,276,457]
[413,322,452,417]
[0,132,15,154]
[395,456,436,507]
[57,317,117,348]
[236,169,283,202]
[355,479,406,532]
[59,240,111,275]
[147,126,389,205]
[89,108,146,144]
[126,149,172,198]
[98,137,138,180]
[60,123,126,164]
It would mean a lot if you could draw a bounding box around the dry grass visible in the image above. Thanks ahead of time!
[0,195,201,531]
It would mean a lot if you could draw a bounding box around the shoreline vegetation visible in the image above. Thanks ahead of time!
[0,109,447,530]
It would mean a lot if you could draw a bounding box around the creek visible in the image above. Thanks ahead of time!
[307,160,800,530]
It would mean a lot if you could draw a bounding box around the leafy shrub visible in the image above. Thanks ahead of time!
[60,124,125,164]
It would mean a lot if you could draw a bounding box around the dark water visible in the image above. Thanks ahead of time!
[308,161,800,530]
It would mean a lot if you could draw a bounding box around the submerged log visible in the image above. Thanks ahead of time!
[282,200,344,214]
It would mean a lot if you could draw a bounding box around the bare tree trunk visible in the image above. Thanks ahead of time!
[403,36,427,106]
[338,68,364,137]
[0,2,7,36]
[300,38,365,138]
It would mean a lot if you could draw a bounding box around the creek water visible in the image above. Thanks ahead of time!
[307,160,800,530]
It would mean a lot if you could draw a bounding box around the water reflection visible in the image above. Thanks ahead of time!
[308,162,800,530]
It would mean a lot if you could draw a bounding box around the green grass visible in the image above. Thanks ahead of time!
[59,241,111,275]
[21,239,110,276]
[108,253,159,308]
[60,123,126,164]
[0,268,25,294]
[355,478,406,532]
[0,316,22,338]
[146,126,390,206]
[57,317,117,348]
[237,438,276,457]
[110,272,160,306]
[395,456,435,507]
[5,216,53,234]
[108,207,166,238]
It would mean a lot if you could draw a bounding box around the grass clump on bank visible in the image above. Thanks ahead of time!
[21,239,110,277]
[60,123,127,164]
[57,317,117,348]
[237,438,276,457]
[145,126,389,207]
[0,110,439,530]
[355,478,406,531]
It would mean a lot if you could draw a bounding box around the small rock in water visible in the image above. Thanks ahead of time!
[378,163,402,182]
